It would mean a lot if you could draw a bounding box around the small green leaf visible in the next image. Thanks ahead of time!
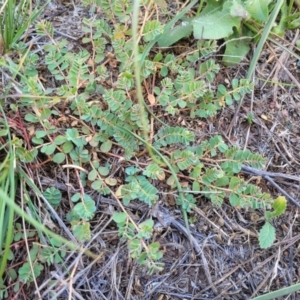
[32,137,44,144]
[160,66,168,77]
[105,177,117,186]
[100,140,112,152]
[259,222,276,249]
[41,144,56,155]
[62,141,73,153]
[272,196,287,217]
[8,268,17,281]
[36,130,47,138]
[98,166,110,176]
[229,193,240,206]
[91,180,103,191]
[153,53,163,62]
[192,181,200,191]
[0,129,8,138]
[54,135,67,145]
[71,193,81,202]
[88,169,98,181]
[52,153,66,164]
[25,113,39,123]
[166,175,176,186]
[112,212,127,223]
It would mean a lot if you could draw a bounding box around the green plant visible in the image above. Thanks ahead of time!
[157,0,288,66]
[0,0,289,279]
[0,105,15,284]
[0,0,46,53]
[252,281,300,300]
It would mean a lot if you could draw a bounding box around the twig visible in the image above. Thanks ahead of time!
[241,165,300,208]
[241,165,300,182]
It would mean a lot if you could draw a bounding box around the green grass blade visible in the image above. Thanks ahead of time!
[251,283,300,300]
[247,0,285,80]
[0,105,15,281]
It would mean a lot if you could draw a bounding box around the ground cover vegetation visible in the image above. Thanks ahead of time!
[1,0,300,298]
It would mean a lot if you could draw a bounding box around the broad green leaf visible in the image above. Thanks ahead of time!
[25,114,39,123]
[160,66,168,77]
[153,53,163,62]
[245,0,272,22]
[193,4,241,40]
[190,164,203,179]
[259,222,276,249]
[222,35,251,66]
[28,244,39,261]
[157,21,193,47]
[230,1,249,19]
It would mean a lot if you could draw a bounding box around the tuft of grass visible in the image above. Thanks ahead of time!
[0,104,15,283]
[0,0,45,53]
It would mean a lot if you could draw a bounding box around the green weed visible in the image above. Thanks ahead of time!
[0,0,293,288]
